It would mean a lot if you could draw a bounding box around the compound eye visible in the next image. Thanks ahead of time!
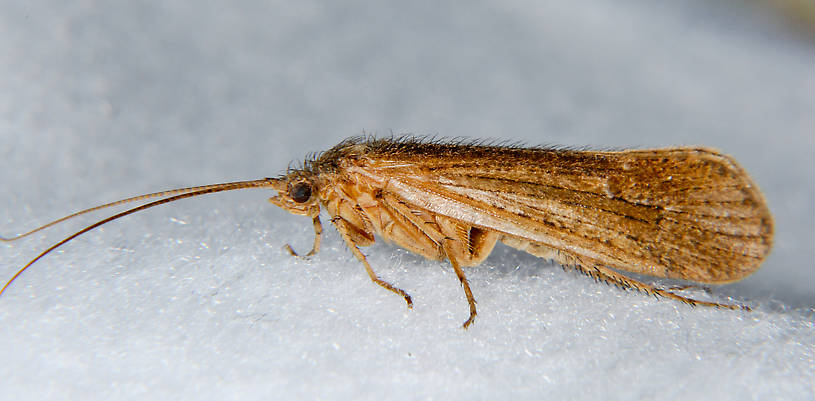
[289,182,312,203]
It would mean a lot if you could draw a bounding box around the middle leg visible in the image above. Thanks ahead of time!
[333,216,413,308]
[442,239,478,329]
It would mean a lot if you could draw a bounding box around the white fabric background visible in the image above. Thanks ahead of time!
[1,1,813,400]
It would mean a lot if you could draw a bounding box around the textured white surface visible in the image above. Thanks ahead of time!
[1,1,814,400]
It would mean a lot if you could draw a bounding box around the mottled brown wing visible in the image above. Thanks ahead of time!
[357,145,773,283]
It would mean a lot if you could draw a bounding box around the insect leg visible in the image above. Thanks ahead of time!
[571,261,747,311]
[442,239,478,329]
[284,215,323,258]
[664,284,713,295]
[501,237,744,310]
[305,215,322,257]
[333,216,413,309]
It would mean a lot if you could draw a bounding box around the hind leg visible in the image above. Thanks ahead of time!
[570,261,748,311]
[501,236,747,310]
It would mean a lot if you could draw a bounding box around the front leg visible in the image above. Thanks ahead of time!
[284,215,323,258]
[283,215,323,258]
[332,216,413,309]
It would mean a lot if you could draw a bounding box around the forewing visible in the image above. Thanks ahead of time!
[359,146,773,283]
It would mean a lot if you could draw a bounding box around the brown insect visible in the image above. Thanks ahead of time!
[1,136,774,328]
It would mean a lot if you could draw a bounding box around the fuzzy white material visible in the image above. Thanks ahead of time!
[1,1,813,400]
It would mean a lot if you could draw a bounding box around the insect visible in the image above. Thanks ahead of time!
[1,136,774,328]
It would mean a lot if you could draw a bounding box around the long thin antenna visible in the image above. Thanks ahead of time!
[0,181,276,242]
[0,177,283,297]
